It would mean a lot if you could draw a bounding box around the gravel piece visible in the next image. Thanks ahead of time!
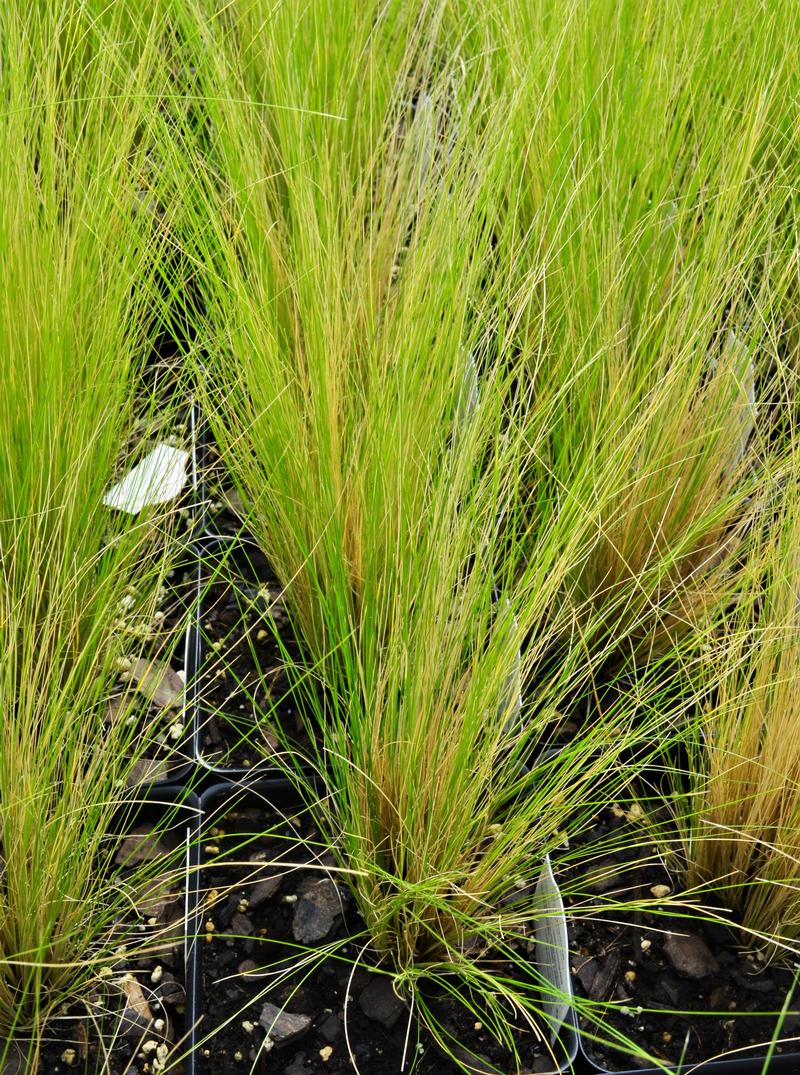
[358,977,405,1029]
[248,874,282,906]
[230,911,254,936]
[663,932,719,980]
[259,1003,312,1046]
[292,879,342,944]
[114,826,170,866]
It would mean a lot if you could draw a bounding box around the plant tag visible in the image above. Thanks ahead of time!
[533,856,573,1043]
[454,351,479,432]
[103,444,189,513]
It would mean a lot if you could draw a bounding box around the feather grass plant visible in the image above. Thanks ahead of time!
[172,6,693,1067]
[170,0,800,1065]
[0,3,196,1062]
[669,464,800,956]
[493,0,800,671]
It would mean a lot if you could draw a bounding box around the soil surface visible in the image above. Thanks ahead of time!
[197,794,572,1075]
[29,805,193,1075]
[559,805,800,1070]
[196,542,311,772]
[107,552,198,785]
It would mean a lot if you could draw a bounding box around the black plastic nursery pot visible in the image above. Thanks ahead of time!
[24,785,202,1075]
[188,779,579,1075]
[188,537,313,779]
[561,798,800,1075]
[571,929,800,1075]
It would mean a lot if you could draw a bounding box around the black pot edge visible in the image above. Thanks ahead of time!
[190,779,579,1075]
[577,1034,800,1075]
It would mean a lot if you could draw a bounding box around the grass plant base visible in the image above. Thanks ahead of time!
[195,783,574,1075]
[22,790,199,1075]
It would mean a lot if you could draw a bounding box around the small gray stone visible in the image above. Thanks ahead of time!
[125,756,171,788]
[663,932,719,979]
[114,826,170,866]
[231,912,254,936]
[318,1014,342,1042]
[259,1003,312,1045]
[358,977,405,1029]
[137,886,182,924]
[248,875,282,906]
[118,977,154,1039]
[588,950,621,1001]
[574,956,600,994]
[580,858,626,895]
[292,879,341,944]
[709,984,734,1008]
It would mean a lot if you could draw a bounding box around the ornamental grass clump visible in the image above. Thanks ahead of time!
[671,466,800,956]
[494,0,800,671]
[176,0,504,666]
[174,6,686,1066]
[0,2,194,1062]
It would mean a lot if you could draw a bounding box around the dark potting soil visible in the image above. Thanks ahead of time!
[31,809,193,1075]
[559,805,800,1070]
[197,798,569,1075]
[107,553,198,785]
[197,543,311,772]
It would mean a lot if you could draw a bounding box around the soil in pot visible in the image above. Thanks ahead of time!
[18,793,197,1075]
[195,787,573,1075]
[195,543,312,772]
[559,804,800,1071]
[110,551,199,786]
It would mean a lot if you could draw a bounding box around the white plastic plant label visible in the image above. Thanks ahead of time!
[103,443,189,514]
[534,855,575,1048]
